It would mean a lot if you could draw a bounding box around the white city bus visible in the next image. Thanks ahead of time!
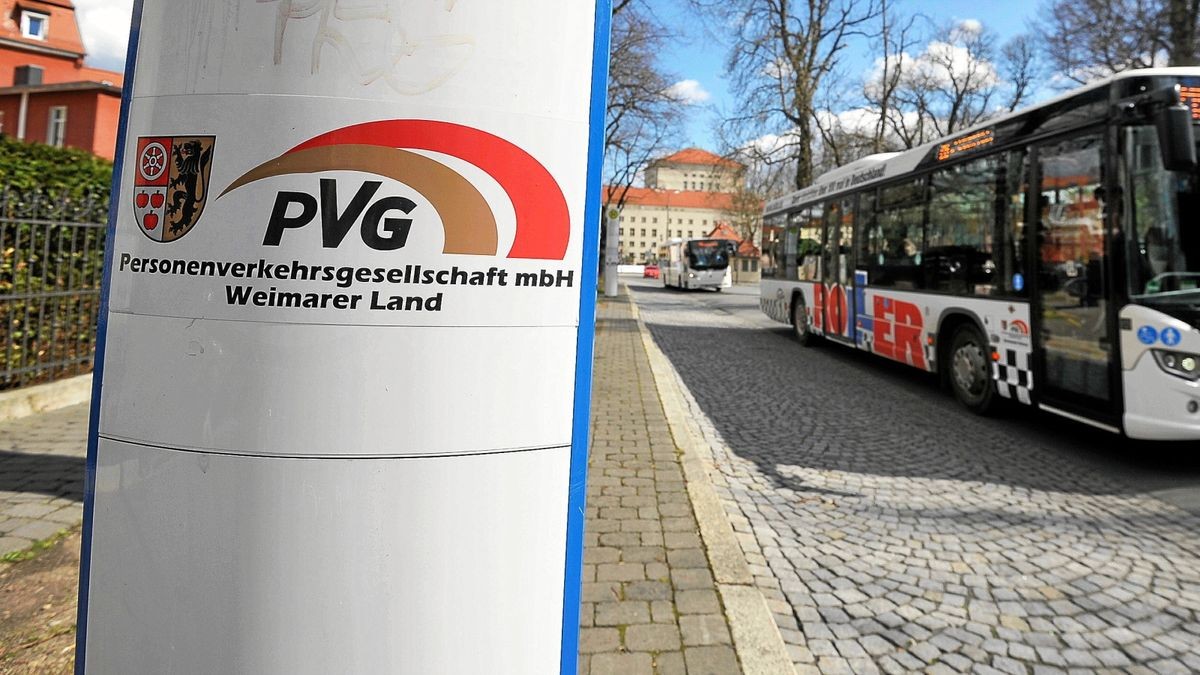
[760,68,1200,440]
[662,237,734,290]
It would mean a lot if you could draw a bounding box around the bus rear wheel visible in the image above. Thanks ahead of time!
[948,324,996,414]
[791,294,817,346]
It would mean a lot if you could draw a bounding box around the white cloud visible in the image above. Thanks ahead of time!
[75,0,134,71]
[666,79,712,105]
[742,130,800,161]
[956,19,983,36]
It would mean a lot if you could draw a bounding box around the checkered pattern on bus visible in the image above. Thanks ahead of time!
[993,348,1033,405]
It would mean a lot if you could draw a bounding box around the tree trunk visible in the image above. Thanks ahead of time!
[795,120,815,189]
[1168,0,1200,65]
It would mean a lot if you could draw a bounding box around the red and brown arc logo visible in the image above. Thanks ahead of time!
[220,120,571,260]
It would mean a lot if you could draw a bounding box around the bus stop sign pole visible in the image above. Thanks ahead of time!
[605,206,620,297]
[75,2,611,673]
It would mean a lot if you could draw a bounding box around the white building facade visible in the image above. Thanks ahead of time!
[608,149,745,263]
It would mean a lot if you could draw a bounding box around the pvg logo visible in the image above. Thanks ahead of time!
[220,120,570,260]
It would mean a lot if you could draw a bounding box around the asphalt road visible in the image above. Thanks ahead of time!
[625,275,1200,674]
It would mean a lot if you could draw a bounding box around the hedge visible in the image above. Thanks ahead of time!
[0,136,113,390]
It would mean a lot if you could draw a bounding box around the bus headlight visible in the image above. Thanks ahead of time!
[1152,349,1200,381]
[688,273,696,278]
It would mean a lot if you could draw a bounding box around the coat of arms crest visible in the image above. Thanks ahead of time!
[132,136,214,242]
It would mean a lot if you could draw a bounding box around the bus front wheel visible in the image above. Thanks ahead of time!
[948,324,996,414]
[791,295,817,346]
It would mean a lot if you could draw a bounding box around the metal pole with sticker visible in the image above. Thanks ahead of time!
[605,205,620,297]
[76,2,611,673]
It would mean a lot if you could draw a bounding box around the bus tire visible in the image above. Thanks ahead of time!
[790,294,817,346]
[948,324,996,414]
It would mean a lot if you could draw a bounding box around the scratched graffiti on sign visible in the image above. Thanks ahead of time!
[259,0,474,94]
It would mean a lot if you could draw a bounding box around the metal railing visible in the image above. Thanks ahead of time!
[0,188,109,391]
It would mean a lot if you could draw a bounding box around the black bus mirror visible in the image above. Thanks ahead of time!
[1155,102,1197,171]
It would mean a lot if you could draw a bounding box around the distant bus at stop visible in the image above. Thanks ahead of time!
[661,237,734,291]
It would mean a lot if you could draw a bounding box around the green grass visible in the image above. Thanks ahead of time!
[1,529,70,564]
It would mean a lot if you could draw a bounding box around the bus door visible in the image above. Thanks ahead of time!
[822,196,856,344]
[1029,133,1120,423]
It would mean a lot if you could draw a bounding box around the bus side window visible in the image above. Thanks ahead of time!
[784,209,803,281]
[761,214,784,279]
[1004,149,1030,297]
[857,190,878,283]
[928,154,999,295]
[795,206,823,281]
[876,178,926,289]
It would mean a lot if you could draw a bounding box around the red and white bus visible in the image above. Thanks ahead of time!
[760,68,1200,440]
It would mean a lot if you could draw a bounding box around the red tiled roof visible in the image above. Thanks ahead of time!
[1,0,85,56]
[610,186,735,210]
[705,222,740,241]
[656,148,743,168]
[704,222,760,257]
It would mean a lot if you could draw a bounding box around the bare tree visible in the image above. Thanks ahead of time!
[1000,34,1043,112]
[694,0,881,189]
[864,0,922,153]
[1166,0,1200,64]
[1037,0,1166,83]
[603,5,686,211]
[867,20,1033,149]
[719,150,790,253]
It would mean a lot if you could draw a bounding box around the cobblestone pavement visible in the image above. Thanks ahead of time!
[0,403,88,556]
[581,291,742,675]
[630,280,1200,675]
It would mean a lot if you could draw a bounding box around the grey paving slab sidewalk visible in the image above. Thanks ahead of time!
[581,290,751,675]
[0,402,89,556]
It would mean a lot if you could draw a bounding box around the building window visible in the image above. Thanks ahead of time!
[21,11,48,40]
[47,107,67,147]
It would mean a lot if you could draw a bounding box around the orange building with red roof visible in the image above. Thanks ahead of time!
[0,0,124,159]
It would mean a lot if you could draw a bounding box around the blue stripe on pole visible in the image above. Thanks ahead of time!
[74,1,146,672]
[560,2,612,673]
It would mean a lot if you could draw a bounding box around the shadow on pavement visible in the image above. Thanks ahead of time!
[0,450,85,500]
[643,318,1200,501]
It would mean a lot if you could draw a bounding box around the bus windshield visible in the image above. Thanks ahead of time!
[686,240,731,270]
[1124,125,1200,326]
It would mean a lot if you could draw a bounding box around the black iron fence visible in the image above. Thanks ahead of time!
[0,188,109,391]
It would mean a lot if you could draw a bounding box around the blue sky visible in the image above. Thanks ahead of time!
[78,0,1045,151]
[656,0,1045,150]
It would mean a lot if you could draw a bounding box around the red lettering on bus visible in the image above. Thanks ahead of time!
[872,295,926,369]
[826,285,848,336]
[812,284,826,333]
